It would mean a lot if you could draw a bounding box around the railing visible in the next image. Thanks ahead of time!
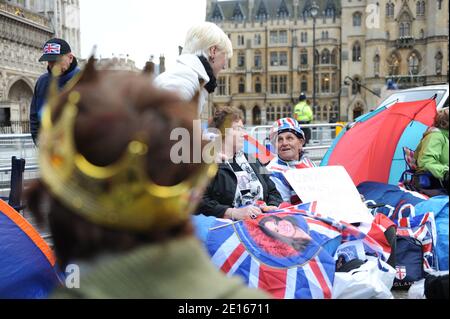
[0,121,31,134]
[0,133,38,191]
[248,123,344,165]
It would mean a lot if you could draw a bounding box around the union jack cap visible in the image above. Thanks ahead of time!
[39,38,72,62]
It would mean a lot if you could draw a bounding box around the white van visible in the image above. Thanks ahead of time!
[377,84,449,111]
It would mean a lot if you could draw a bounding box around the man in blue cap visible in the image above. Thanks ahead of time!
[29,38,80,145]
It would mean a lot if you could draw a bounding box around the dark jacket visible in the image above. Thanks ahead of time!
[29,58,80,144]
[197,156,283,218]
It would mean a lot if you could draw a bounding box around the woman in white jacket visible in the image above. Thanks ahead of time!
[154,22,233,116]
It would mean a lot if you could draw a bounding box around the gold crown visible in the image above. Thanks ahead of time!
[39,62,217,232]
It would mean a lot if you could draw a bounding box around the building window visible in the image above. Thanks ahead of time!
[388,53,400,76]
[254,51,262,68]
[232,3,244,21]
[254,34,261,45]
[270,31,278,44]
[331,49,338,65]
[279,30,288,44]
[408,53,420,75]
[256,1,268,21]
[301,76,308,92]
[238,35,245,46]
[300,50,308,65]
[237,52,245,68]
[239,77,245,93]
[217,77,226,96]
[279,75,287,94]
[255,77,262,93]
[352,42,361,62]
[353,12,362,27]
[270,76,278,94]
[321,74,330,93]
[416,1,425,15]
[300,32,308,43]
[435,51,443,75]
[270,52,278,66]
[253,106,262,125]
[386,2,394,17]
[277,0,290,18]
[279,52,288,66]
[267,106,275,121]
[374,54,380,76]
[399,22,411,37]
[321,49,330,64]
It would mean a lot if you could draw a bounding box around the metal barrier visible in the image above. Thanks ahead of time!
[0,134,38,194]
[248,123,344,165]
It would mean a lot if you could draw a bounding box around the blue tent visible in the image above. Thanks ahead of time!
[0,200,62,298]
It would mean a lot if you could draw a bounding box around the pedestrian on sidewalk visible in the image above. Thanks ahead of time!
[29,38,80,145]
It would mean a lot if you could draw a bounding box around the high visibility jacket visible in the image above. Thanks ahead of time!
[294,101,313,123]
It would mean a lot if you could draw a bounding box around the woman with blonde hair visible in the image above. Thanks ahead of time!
[154,22,233,116]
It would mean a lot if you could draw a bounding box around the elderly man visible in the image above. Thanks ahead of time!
[266,118,316,204]
[30,38,80,145]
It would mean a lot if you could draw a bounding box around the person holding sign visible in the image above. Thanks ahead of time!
[266,118,316,204]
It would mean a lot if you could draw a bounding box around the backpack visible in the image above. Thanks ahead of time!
[392,204,438,289]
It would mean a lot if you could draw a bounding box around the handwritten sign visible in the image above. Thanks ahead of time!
[283,166,373,224]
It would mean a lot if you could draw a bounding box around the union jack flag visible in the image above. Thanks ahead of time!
[207,212,337,299]
[205,202,395,299]
[394,212,437,270]
[43,43,61,54]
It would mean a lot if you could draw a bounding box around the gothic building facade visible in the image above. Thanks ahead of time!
[0,0,80,133]
[204,0,448,125]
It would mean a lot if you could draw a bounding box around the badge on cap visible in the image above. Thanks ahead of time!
[43,43,61,55]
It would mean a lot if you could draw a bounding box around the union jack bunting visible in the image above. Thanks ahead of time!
[43,43,61,54]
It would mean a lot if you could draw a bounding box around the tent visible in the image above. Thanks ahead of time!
[321,99,437,186]
[0,200,62,298]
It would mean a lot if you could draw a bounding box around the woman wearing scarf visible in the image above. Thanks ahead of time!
[197,106,282,221]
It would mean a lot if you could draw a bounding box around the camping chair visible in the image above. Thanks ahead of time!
[0,157,26,212]
[399,147,418,191]
[400,147,446,197]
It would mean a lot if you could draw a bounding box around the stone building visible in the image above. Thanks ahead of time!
[204,0,448,125]
[0,0,80,133]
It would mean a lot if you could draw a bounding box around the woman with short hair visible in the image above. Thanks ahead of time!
[197,106,282,221]
[154,22,233,116]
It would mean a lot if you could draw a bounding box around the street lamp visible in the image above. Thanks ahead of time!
[310,1,319,113]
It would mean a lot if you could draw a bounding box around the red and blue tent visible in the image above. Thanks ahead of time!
[0,200,62,298]
[321,99,437,186]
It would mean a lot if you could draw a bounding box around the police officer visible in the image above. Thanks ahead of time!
[293,93,313,144]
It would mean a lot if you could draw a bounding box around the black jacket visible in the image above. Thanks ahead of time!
[29,58,80,145]
[197,156,283,218]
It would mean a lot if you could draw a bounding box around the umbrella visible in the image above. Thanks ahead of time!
[321,99,437,186]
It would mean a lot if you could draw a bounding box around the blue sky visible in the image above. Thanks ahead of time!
[79,0,207,69]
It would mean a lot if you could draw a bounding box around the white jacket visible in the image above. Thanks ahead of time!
[154,54,210,116]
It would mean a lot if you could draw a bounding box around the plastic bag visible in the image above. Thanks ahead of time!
[332,257,396,299]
